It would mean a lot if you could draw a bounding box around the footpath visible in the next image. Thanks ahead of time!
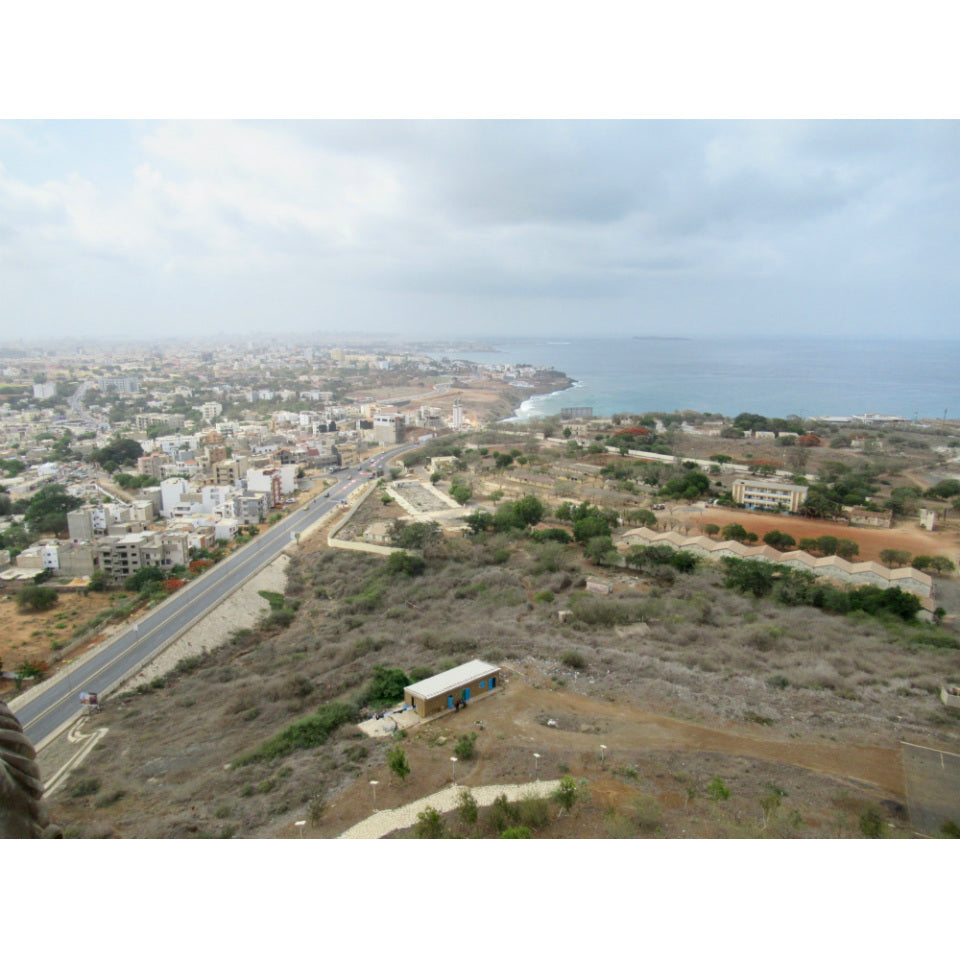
[339,780,562,838]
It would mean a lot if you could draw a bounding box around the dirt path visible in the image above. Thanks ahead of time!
[495,666,905,796]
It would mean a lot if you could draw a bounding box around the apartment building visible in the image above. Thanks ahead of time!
[731,478,809,513]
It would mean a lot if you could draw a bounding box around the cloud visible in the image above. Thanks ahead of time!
[0,120,958,339]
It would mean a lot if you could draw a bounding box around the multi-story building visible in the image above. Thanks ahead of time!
[731,478,808,513]
[97,376,140,395]
[94,530,189,582]
[215,457,249,486]
[33,382,57,399]
[373,413,403,445]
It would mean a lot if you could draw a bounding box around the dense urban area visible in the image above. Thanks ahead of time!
[3,337,960,839]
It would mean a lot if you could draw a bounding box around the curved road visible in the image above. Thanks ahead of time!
[12,443,419,748]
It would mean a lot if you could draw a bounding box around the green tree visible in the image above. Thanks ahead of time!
[815,535,839,556]
[584,535,617,564]
[24,484,82,535]
[125,565,166,592]
[703,523,720,537]
[365,666,410,707]
[91,437,144,468]
[456,789,479,827]
[449,481,472,505]
[835,539,860,560]
[763,530,796,551]
[385,551,426,577]
[573,515,611,542]
[552,775,581,816]
[513,494,546,527]
[464,509,493,535]
[414,806,444,838]
[879,549,911,568]
[16,584,59,612]
[721,523,748,542]
[387,745,410,782]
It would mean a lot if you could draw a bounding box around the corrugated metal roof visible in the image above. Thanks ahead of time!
[404,659,499,700]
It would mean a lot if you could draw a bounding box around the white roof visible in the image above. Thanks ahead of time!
[404,659,499,700]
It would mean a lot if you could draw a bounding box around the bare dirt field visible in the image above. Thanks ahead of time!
[0,589,116,696]
[693,506,960,565]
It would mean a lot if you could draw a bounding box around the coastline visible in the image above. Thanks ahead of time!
[503,380,583,422]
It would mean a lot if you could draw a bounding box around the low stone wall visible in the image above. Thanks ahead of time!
[327,481,403,557]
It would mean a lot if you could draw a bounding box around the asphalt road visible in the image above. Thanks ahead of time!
[12,444,418,748]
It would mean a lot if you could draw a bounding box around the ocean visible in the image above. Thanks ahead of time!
[446,338,960,422]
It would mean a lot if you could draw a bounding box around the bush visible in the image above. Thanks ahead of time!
[454,732,478,761]
[385,551,426,577]
[236,702,355,766]
[560,650,586,670]
[501,826,532,839]
[457,789,479,827]
[364,665,410,707]
[859,808,884,838]
[515,795,551,829]
[16,585,59,612]
[388,745,410,781]
[415,806,445,838]
[68,777,101,798]
[707,776,729,801]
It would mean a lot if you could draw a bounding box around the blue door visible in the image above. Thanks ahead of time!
[463,687,470,702]
[490,676,496,689]
[447,694,454,709]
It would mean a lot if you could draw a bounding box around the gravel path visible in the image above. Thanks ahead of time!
[340,780,561,838]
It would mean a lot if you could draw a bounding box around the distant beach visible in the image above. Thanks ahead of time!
[456,337,960,422]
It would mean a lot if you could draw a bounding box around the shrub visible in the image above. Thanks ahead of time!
[68,777,101,798]
[533,590,555,604]
[515,795,551,829]
[454,732,478,761]
[415,806,444,839]
[386,551,426,577]
[388,745,410,781]
[16,585,58,612]
[859,808,884,838]
[364,665,410,707]
[560,650,586,670]
[501,826,532,839]
[236,702,355,766]
[552,775,581,814]
[707,776,729,801]
[457,789,479,827]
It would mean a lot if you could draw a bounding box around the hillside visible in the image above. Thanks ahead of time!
[46,515,960,839]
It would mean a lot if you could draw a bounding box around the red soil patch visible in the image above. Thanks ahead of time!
[693,506,960,565]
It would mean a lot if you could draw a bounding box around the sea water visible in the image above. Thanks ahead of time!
[450,338,960,422]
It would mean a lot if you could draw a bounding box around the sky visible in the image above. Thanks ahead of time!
[3,119,959,344]
[1,5,958,347]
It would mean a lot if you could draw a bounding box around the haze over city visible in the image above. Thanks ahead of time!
[2,120,958,343]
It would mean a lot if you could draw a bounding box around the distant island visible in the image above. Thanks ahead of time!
[632,335,691,341]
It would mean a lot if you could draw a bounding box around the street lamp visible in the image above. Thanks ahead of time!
[369,779,379,811]
[450,756,458,785]
[600,744,607,768]
[533,752,541,781]
[294,819,306,839]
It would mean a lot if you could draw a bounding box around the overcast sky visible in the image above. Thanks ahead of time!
[2,119,958,343]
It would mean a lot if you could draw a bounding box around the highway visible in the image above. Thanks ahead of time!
[12,443,419,748]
